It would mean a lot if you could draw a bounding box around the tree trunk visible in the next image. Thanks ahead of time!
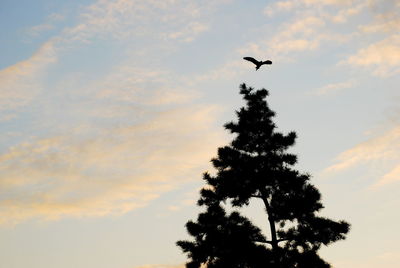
[262,196,280,268]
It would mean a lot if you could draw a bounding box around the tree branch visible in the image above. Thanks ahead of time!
[253,238,289,245]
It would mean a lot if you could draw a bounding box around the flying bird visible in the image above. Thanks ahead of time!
[243,57,272,70]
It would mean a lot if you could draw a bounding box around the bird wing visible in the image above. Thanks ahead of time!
[243,57,259,65]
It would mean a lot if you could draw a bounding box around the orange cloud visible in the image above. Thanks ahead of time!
[239,15,329,61]
[325,126,400,172]
[345,34,400,77]
[0,40,57,111]
[0,105,225,225]
[323,126,400,188]
[372,165,400,188]
[331,3,367,23]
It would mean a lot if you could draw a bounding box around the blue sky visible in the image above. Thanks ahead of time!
[1,0,400,267]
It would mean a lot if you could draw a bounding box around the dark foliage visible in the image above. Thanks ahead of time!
[177,203,272,268]
[177,84,350,268]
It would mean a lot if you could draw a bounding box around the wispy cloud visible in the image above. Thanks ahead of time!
[323,126,400,188]
[344,34,400,77]
[25,13,65,37]
[359,10,400,33]
[261,0,400,76]
[26,23,54,37]
[0,105,224,225]
[339,0,400,77]
[264,0,359,17]
[0,40,57,111]
[325,126,400,172]
[312,79,357,96]
[263,0,301,16]
[3,0,224,113]
[91,66,199,106]
[0,0,237,226]
[192,59,247,83]
[238,15,341,61]
[164,21,209,43]
[62,0,224,43]
[165,188,198,213]
[373,165,400,188]
[330,3,367,23]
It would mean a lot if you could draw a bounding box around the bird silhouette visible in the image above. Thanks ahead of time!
[243,57,272,70]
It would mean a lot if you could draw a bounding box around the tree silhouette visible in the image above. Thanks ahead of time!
[177,84,350,267]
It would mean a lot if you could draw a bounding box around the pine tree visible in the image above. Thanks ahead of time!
[177,84,350,267]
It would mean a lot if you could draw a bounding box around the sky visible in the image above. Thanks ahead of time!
[0,0,399,267]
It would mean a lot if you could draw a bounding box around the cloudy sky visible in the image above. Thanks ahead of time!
[1,0,399,267]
